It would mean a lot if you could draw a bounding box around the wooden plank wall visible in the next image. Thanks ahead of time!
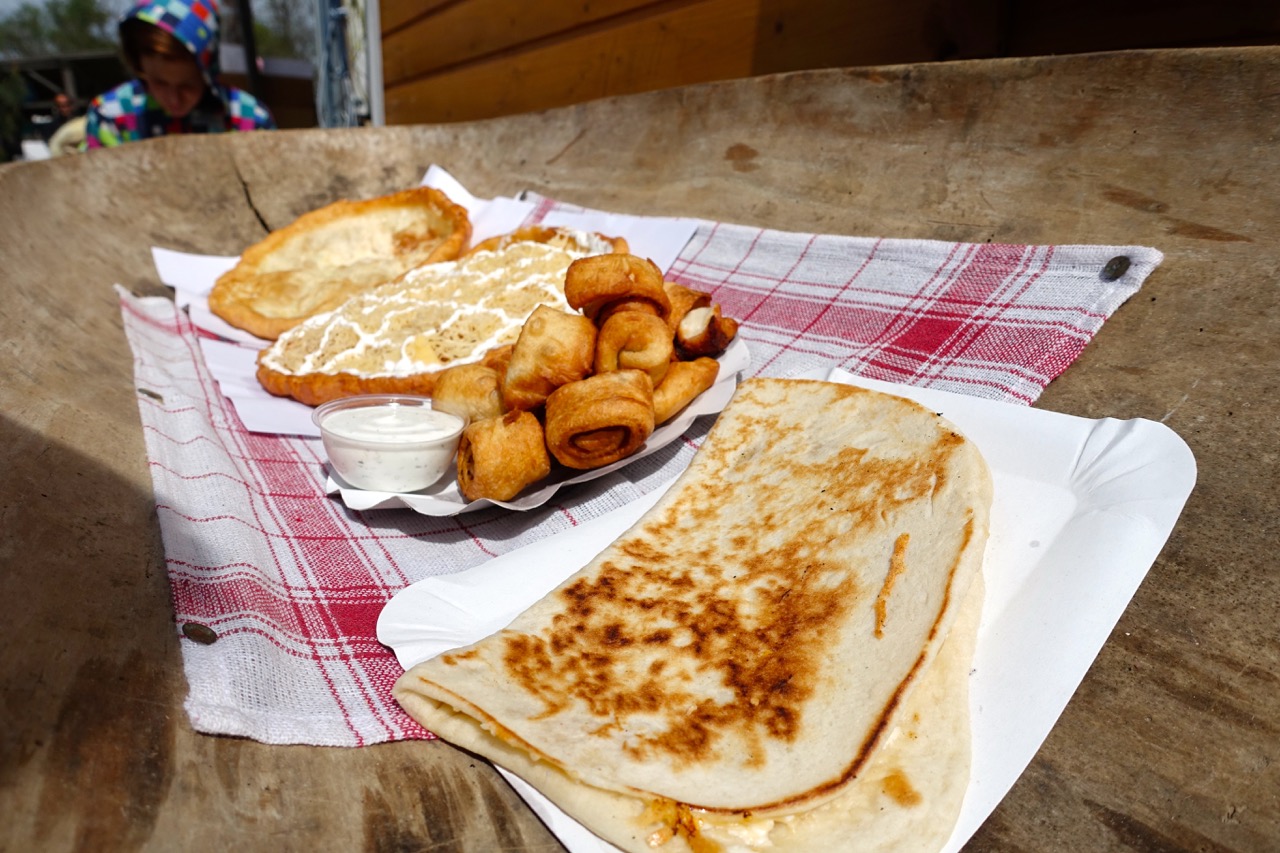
[379,0,947,125]
[379,0,1280,126]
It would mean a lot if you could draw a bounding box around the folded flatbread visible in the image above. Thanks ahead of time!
[394,378,992,852]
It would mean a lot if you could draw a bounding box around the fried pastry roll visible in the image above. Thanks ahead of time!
[564,254,671,321]
[431,363,505,423]
[544,371,655,470]
[593,298,662,326]
[501,306,597,411]
[675,304,739,359]
[594,311,675,386]
[456,410,551,502]
[652,357,720,424]
[663,281,712,333]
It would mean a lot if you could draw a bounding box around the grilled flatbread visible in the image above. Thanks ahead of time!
[394,378,992,852]
[209,185,471,340]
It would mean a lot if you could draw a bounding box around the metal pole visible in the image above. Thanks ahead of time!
[235,0,263,98]
[61,63,76,100]
[363,0,383,125]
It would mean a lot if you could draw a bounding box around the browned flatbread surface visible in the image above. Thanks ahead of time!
[209,185,471,340]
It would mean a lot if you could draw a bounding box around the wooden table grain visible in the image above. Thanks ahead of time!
[2,46,1277,852]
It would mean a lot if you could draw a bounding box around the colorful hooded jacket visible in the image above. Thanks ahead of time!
[85,0,275,148]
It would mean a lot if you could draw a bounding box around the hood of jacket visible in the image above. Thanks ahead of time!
[121,0,222,84]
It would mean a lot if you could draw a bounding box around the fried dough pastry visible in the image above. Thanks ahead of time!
[431,363,505,423]
[501,306,598,411]
[463,226,628,257]
[439,262,744,498]
[594,298,663,325]
[479,344,515,383]
[543,370,655,470]
[594,311,674,386]
[663,281,710,332]
[661,281,740,358]
[210,185,471,339]
[564,254,671,321]
[456,410,551,502]
[652,357,720,424]
[676,303,740,359]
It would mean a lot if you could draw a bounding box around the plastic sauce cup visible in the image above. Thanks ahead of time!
[312,395,467,492]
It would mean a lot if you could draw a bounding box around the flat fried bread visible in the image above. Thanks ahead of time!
[393,378,992,852]
[209,185,471,340]
[257,241,596,406]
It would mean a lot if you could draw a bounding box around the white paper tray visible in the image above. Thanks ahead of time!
[326,337,750,516]
[378,369,1196,852]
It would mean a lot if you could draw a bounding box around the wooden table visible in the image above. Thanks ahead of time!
[2,46,1276,851]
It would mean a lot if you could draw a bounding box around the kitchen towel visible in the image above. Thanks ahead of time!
[119,192,1161,746]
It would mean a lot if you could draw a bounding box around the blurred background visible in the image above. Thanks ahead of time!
[1,0,358,160]
[3,0,1278,162]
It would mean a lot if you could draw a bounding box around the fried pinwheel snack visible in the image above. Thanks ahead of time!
[456,410,551,503]
[544,370,656,470]
[564,254,671,321]
[594,311,674,386]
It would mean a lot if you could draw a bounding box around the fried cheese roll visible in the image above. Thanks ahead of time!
[456,410,551,502]
[563,254,671,321]
[594,311,674,386]
[675,303,739,359]
[544,371,655,470]
[652,357,720,424]
[663,281,711,333]
[501,306,597,411]
[431,363,504,423]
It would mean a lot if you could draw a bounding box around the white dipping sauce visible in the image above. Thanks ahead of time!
[317,402,465,493]
[323,405,463,443]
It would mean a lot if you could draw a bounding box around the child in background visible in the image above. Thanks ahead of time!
[85,0,274,148]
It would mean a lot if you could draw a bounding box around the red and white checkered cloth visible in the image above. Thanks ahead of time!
[119,196,1162,746]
